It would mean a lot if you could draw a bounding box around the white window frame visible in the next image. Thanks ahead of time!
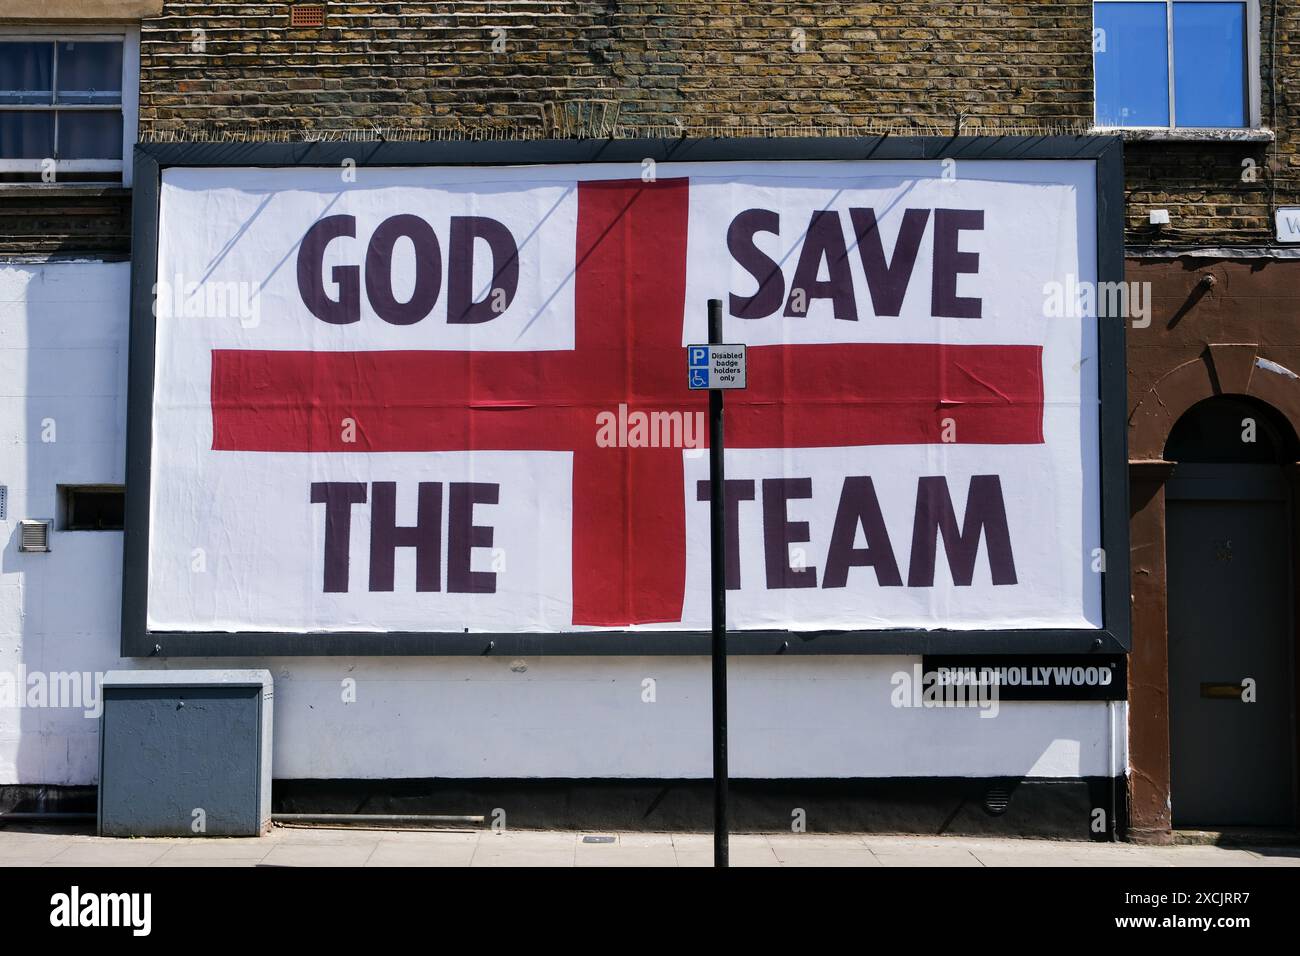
[0,23,140,186]
[1093,0,1261,130]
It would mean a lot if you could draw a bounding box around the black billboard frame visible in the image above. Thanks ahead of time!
[122,135,1128,658]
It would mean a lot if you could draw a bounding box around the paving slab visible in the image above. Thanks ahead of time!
[1129,847,1270,867]
[869,847,984,867]
[44,841,172,867]
[672,834,780,867]
[769,845,883,867]
[574,832,678,866]
[470,830,578,867]
[369,830,478,863]
[151,841,276,865]
[0,831,78,864]
[258,842,378,867]
[365,838,478,868]
[577,845,678,867]
[1,825,1296,867]
[272,826,382,846]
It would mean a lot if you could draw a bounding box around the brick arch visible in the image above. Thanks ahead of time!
[1126,342,1300,842]
[1128,344,1300,460]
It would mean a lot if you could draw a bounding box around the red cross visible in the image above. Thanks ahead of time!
[211,178,1043,626]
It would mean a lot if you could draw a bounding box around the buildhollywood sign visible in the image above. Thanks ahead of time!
[131,142,1122,652]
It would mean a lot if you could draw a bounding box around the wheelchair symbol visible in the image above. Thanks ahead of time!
[690,368,709,388]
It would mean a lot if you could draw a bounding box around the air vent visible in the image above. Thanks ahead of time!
[289,3,326,28]
[0,485,6,521]
[19,519,51,553]
[983,786,1011,816]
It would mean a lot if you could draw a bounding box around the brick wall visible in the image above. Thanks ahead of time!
[1124,143,1278,247]
[3,1,1297,253]
[137,2,1098,135]
[129,1,1300,249]
[0,189,132,259]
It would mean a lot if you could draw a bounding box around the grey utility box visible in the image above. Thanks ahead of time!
[98,670,273,837]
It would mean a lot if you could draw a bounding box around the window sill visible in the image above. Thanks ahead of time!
[1090,126,1275,143]
[2,0,162,17]
[0,184,128,197]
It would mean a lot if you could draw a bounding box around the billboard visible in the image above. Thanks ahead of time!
[123,138,1128,656]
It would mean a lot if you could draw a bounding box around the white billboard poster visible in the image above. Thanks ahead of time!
[144,157,1102,637]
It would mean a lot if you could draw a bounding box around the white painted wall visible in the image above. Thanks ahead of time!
[0,260,1127,786]
[1,261,132,785]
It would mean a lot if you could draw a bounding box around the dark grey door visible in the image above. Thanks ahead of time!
[1167,465,1296,827]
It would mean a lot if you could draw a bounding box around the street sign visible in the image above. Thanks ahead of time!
[1276,207,1300,243]
[688,343,747,390]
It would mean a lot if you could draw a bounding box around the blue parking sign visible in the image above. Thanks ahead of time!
[687,343,747,390]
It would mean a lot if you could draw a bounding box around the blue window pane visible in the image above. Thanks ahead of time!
[1174,2,1246,127]
[0,112,54,159]
[1095,3,1171,126]
[0,42,53,105]
[56,41,123,105]
[57,111,122,160]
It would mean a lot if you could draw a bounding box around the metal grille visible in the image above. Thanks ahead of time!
[289,4,326,28]
[19,519,50,553]
[983,786,1011,815]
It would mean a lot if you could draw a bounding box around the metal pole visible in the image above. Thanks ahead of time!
[707,297,729,868]
[273,813,485,826]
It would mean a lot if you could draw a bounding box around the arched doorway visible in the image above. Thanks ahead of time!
[1164,396,1298,827]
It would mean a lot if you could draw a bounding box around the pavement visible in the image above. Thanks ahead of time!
[2,825,1299,866]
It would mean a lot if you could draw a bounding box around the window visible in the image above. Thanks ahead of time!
[60,485,125,531]
[1094,1,1258,129]
[0,26,139,185]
